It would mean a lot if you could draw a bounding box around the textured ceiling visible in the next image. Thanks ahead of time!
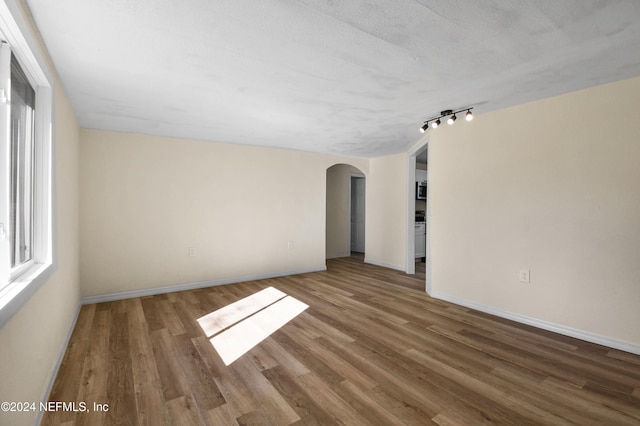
[25,0,640,157]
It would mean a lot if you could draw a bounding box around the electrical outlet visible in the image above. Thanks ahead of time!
[188,247,197,257]
[519,269,530,283]
[287,241,294,250]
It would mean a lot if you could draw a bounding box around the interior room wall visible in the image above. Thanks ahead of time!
[326,163,363,259]
[428,76,640,348]
[80,129,369,298]
[365,153,407,270]
[0,3,81,425]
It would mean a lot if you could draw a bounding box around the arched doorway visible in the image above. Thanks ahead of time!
[326,164,365,259]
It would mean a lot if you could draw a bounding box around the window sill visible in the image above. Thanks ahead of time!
[0,262,54,328]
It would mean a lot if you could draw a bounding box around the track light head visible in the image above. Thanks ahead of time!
[420,123,429,133]
[447,114,457,125]
[466,110,473,121]
[431,119,440,129]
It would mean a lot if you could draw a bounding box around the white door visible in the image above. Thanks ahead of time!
[350,176,365,253]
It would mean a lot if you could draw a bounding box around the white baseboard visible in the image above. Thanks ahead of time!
[431,291,640,356]
[36,303,82,426]
[364,258,405,272]
[81,266,327,305]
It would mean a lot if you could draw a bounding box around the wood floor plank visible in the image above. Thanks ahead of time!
[293,372,374,425]
[315,336,445,417]
[280,322,377,390]
[243,344,279,372]
[157,299,187,336]
[105,312,137,426]
[235,410,271,426]
[200,336,268,419]
[431,324,591,387]
[270,327,345,386]
[73,310,110,426]
[542,376,640,424]
[42,255,640,425]
[293,310,355,345]
[128,318,171,426]
[231,357,301,425]
[461,318,640,389]
[124,298,146,325]
[364,385,439,425]
[149,328,190,402]
[350,338,537,425]
[140,297,165,332]
[491,363,640,425]
[42,305,100,426]
[333,380,406,426]
[167,395,205,426]
[171,298,209,338]
[257,337,310,378]
[406,347,574,425]
[173,334,226,411]
[207,362,258,419]
[203,403,240,426]
[260,366,336,425]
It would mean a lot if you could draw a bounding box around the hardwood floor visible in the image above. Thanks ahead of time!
[43,256,640,425]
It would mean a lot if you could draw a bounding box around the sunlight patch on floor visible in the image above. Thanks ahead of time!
[197,287,308,365]
[197,286,287,337]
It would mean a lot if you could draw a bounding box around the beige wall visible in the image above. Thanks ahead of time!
[365,153,407,270]
[429,76,640,347]
[0,3,81,425]
[80,130,369,297]
[326,163,363,258]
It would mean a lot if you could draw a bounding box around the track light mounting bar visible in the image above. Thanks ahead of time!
[422,107,473,125]
[419,107,474,133]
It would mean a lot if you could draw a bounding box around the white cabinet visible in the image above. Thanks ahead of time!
[415,222,426,258]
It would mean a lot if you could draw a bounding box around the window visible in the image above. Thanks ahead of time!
[0,0,54,327]
[9,53,36,276]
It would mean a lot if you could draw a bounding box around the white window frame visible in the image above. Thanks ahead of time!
[0,0,54,328]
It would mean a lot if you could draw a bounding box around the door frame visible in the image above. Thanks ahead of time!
[407,140,431,294]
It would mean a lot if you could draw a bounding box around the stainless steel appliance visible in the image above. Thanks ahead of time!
[416,182,427,200]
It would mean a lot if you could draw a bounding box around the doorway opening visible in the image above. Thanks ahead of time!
[350,175,365,254]
[407,141,431,294]
[326,164,365,260]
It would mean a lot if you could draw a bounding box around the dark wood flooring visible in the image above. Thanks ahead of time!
[42,256,640,425]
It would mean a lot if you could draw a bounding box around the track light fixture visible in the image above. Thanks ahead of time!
[419,107,473,132]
